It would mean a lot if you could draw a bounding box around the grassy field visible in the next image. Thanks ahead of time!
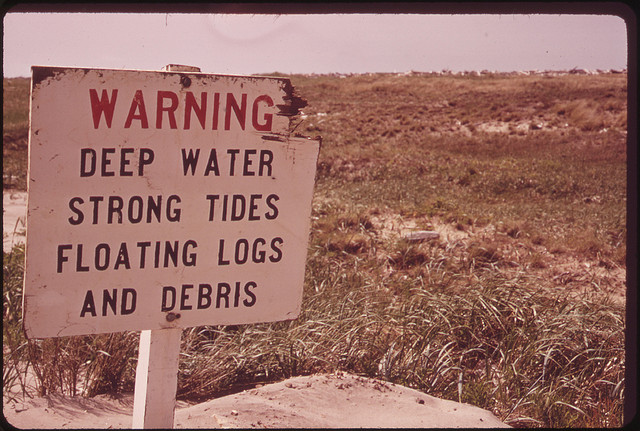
[3,72,627,427]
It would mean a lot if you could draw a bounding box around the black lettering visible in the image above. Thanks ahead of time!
[206,195,219,221]
[259,150,273,176]
[180,284,193,310]
[82,148,153,178]
[234,281,242,307]
[204,149,220,176]
[139,149,154,176]
[243,282,257,307]
[183,240,197,266]
[128,196,144,223]
[216,282,231,308]
[107,196,124,224]
[252,238,267,263]
[89,196,103,224]
[68,197,84,225]
[235,239,249,264]
[80,148,96,177]
[218,239,230,265]
[243,149,256,176]
[197,284,212,309]
[265,194,279,220]
[119,148,135,176]
[248,194,261,221]
[147,195,162,223]
[57,244,72,273]
[80,290,97,317]
[114,242,131,270]
[76,244,89,272]
[137,241,151,268]
[222,195,229,221]
[270,237,283,263]
[231,195,245,221]
[161,286,176,312]
[101,148,116,177]
[181,148,200,175]
[121,288,136,315]
[154,241,161,268]
[102,289,118,316]
[166,195,181,222]
[227,149,240,176]
[95,243,110,270]
[164,240,179,267]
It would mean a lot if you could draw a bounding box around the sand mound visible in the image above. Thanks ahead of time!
[4,372,508,428]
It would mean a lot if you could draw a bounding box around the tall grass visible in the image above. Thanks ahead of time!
[3,246,139,398]
[2,238,625,426]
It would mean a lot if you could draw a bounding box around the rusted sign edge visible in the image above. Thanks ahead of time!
[31,65,308,125]
[31,66,68,88]
[276,79,308,117]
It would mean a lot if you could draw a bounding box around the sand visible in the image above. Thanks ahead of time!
[3,372,509,429]
[2,191,27,253]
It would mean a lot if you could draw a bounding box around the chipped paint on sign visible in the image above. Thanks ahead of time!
[24,66,319,338]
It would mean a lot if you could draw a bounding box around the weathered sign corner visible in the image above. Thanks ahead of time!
[277,79,308,118]
[31,66,58,89]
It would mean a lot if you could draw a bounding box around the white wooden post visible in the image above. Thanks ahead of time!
[132,328,182,429]
[132,64,199,429]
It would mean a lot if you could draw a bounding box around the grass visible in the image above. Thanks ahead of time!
[2,77,29,190]
[3,71,627,427]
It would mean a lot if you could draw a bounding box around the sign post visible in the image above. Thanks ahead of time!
[23,65,319,429]
[132,328,181,428]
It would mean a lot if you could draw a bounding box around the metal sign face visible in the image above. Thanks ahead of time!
[23,66,319,338]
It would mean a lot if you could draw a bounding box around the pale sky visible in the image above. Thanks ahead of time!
[2,12,629,78]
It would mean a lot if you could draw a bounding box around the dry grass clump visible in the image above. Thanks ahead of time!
[387,241,432,270]
[560,100,607,131]
[312,207,376,256]
[555,97,626,132]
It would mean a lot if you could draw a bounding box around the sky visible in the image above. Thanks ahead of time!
[2,11,629,78]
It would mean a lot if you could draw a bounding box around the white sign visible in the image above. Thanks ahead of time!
[24,66,319,338]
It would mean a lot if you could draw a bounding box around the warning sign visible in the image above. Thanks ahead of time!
[23,66,319,338]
